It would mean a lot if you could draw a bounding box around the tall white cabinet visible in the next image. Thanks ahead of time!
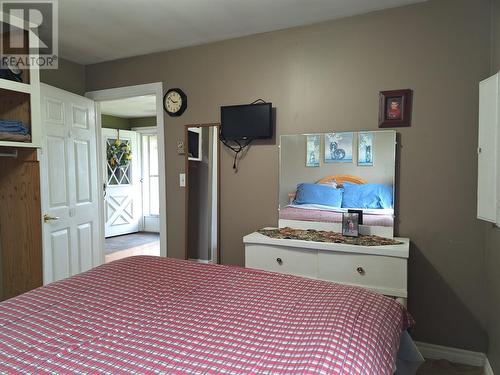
[478,72,500,226]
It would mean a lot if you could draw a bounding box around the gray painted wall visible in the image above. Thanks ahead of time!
[85,0,492,352]
[39,58,86,95]
[101,115,156,130]
[486,0,500,372]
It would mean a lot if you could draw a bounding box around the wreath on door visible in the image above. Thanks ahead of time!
[107,137,132,168]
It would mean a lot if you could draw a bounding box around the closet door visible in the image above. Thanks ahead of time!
[40,84,101,284]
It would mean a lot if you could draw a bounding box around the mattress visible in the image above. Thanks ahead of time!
[280,205,394,227]
[0,256,412,374]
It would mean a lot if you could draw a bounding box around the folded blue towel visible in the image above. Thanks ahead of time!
[0,120,28,135]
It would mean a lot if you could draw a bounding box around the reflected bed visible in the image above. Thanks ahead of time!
[280,174,395,229]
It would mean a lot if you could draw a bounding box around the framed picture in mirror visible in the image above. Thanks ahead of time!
[306,135,320,167]
[342,212,359,237]
[324,132,353,163]
[358,132,373,166]
[378,89,413,128]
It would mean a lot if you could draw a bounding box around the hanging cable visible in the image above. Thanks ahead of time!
[220,136,253,171]
[250,98,266,104]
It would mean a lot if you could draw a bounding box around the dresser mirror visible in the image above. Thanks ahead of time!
[279,130,396,237]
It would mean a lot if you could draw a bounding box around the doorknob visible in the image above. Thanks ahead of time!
[43,214,59,223]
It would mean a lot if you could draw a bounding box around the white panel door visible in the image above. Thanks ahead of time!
[40,84,101,284]
[102,128,141,237]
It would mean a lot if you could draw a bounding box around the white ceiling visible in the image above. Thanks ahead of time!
[59,0,426,65]
[100,95,156,118]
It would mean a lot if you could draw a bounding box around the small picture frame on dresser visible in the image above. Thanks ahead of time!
[342,212,359,237]
[348,209,363,225]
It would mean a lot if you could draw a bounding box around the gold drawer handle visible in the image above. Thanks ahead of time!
[356,267,365,275]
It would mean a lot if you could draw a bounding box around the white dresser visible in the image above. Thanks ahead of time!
[244,231,409,305]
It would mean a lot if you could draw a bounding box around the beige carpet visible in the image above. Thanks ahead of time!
[417,359,483,375]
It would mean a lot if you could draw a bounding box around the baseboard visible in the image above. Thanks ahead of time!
[415,341,494,374]
[188,258,211,264]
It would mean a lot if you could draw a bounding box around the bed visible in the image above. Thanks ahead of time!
[280,175,395,231]
[0,256,413,374]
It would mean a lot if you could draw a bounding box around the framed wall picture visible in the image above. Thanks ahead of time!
[358,132,374,166]
[378,89,413,128]
[324,132,353,163]
[342,212,359,237]
[306,134,320,167]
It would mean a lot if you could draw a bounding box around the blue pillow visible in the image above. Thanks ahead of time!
[294,183,343,207]
[342,183,393,209]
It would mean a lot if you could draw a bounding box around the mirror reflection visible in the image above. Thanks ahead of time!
[279,130,396,236]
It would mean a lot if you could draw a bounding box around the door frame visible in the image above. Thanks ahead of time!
[86,83,167,260]
[184,123,221,263]
[133,126,160,233]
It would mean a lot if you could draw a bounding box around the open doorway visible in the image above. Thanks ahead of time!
[185,124,220,264]
[100,95,160,262]
[86,83,167,263]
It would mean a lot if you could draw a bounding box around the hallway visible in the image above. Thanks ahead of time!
[105,232,160,263]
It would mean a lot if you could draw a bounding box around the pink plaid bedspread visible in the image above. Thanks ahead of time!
[0,256,412,374]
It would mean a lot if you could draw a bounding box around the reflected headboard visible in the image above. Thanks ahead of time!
[316,174,367,187]
[288,175,367,203]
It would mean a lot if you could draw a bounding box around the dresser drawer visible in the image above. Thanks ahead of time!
[317,251,407,297]
[245,244,317,279]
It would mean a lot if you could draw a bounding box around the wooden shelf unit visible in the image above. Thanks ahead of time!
[0,19,41,148]
[0,147,43,301]
[0,88,31,135]
[0,15,43,301]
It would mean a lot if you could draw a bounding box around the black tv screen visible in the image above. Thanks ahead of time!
[220,103,272,141]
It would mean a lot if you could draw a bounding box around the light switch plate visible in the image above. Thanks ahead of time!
[179,173,186,187]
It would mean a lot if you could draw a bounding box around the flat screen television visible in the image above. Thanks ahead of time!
[220,102,272,141]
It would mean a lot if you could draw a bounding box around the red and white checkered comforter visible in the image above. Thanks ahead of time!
[0,256,412,374]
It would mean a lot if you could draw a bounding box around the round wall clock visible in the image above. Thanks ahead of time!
[163,88,187,117]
